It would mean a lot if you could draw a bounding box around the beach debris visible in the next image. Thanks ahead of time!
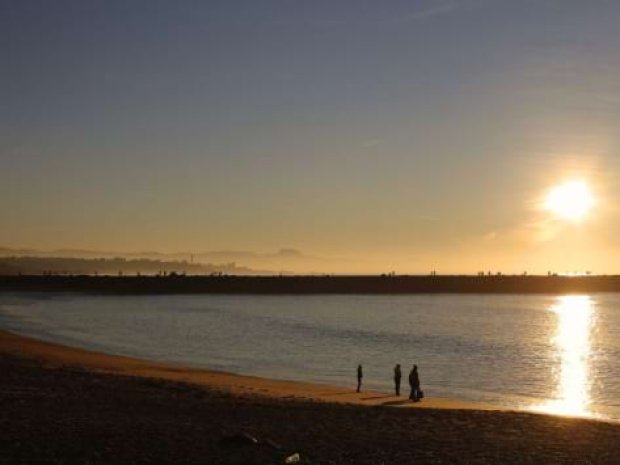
[218,432,259,448]
[218,432,295,465]
[262,438,282,450]
[218,432,282,450]
[284,452,301,464]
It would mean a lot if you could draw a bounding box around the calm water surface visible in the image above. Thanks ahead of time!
[1,293,619,419]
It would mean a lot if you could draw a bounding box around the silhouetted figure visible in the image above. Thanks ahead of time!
[394,364,402,396]
[356,364,363,393]
[409,364,421,402]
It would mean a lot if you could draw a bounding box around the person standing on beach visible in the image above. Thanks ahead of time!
[356,364,363,393]
[394,364,402,396]
[409,364,420,402]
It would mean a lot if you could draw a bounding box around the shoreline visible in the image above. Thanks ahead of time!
[3,328,620,464]
[0,329,492,411]
[4,329,618,422]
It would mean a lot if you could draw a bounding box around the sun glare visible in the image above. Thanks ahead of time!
[532,296,595,418]
[544,180,595,222]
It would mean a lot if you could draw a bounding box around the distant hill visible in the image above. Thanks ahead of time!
[0,246,336,275]
[0,246,189,261]
[0,256,276,276]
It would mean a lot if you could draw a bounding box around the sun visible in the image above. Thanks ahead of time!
[544,180,595,222]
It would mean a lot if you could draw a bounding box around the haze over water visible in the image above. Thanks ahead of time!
[1,292,619,420]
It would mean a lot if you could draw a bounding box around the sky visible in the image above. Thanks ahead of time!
[2,0,620,274]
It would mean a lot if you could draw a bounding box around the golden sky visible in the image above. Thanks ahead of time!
[2,1,619,274]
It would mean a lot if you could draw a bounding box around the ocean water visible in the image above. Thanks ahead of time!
[1,292,619,420]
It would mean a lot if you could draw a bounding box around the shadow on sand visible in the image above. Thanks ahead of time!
[317,391,357,397]
[380,399,413,406]
[360,395,396,401]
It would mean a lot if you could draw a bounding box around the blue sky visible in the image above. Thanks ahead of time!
[2,1,619,273]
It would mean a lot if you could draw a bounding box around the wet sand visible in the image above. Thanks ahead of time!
[2,329,619,464]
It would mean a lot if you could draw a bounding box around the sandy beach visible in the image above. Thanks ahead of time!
[2,329,619,464]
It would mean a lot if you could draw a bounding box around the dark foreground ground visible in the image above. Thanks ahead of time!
[2,354,619,465]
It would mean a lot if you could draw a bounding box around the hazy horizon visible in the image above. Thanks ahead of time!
[0,245,611,276]
[3,1,619,274]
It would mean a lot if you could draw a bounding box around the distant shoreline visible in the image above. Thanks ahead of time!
[2,274,620,294]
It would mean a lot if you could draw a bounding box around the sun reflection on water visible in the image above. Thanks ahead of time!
[533,295,594,417]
